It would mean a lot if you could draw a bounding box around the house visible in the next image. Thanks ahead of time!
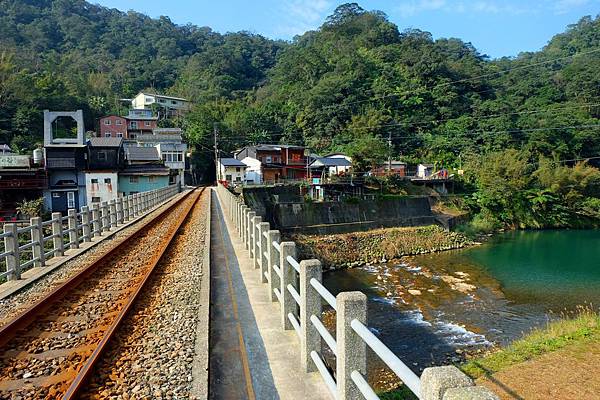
[0,153,47,219]
[235,144,307,183]
[130,92,190,117]
[416,163,435,179]
[371,161,407,177]
[137,128,187,186]
[309,157,352,178]
[118,147,171,196]
[218,158,247,185]
[42,110,88,213]
[99,110,158,140]
[85,137,124,205]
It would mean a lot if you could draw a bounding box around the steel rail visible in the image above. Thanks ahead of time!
[64,188,204,399]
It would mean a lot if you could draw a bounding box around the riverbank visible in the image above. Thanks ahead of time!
[461,308,600,399]
[292,225,472,269]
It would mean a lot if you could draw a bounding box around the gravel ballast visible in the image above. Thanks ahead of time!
[81,190,209,399]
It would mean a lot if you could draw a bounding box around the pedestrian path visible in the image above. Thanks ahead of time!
[208,188,331,400]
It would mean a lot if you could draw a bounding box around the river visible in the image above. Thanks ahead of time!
[323,229,600,385]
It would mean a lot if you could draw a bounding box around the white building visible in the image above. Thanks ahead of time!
[417,163,434,179]
[137,128,187,186]
[240,156,262,184]
[130,92,190,117]
[85,172,119,205]
[218,158,247,184]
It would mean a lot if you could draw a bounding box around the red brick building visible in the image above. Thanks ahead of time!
[99,110,158,139]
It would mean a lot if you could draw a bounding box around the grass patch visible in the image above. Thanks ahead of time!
[461,307,600,379]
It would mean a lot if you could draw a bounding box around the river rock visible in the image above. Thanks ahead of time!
[408,289,422,296]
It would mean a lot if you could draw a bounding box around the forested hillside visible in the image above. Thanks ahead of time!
[1,1,600,228]
[0,0,283,150]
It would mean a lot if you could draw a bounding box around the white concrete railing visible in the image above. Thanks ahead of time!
[216,183,499,400]
[0,185,179,282]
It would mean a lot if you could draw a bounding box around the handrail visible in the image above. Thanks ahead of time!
[287,255,300,273]
[351,371,379,400]
[1,185,179,282]
[311,351,337,399]
[310,278,337,310]
[310,314,337,355]
[351,319,422,398]
[216,182,488,400]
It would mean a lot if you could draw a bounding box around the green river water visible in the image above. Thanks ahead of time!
[324,229,600,376]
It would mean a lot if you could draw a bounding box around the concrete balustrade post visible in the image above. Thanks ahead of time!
[51,212,64,257]
[4,223,20,280]
[116,198,124,224]
[126,196,133,220]
[80,206,91,242]
[251,216,262,265]
[30,217,45,267]
[241,206,248,240]
[237,203,242,232]
[280,242,297,330]
[109,200,117,228]
[101,202,110,232]
[246,211,255,252]
[91,204,101,237]
[67,209,79,249]
[300,259,322,373]
[267,230,281,302]
[336,292,367,400]
[258,222,270,281]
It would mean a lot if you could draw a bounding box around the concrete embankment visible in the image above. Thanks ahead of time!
[292,225,472,269]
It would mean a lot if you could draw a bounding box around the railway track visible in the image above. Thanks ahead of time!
[0,187,204,399]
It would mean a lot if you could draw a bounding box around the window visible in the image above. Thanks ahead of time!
[67,192,75,208]
[97,151,107,160]
[129,176,139,183]
[225,174,232,181]
[266,156,272,163]
[52,192,61,198]
[92,197,101,203]
[104,178,111,184]
[116,119,123,125]
[144,121,151,127]
[148,176,156,183]
[171,100,177,105]
[91,178,98,184]
[105,133,112,137]
[104,120,111,125]
[159,98,166,103]
[116,132,123,138]
[235,176,241,182]
[130,133,136,139]
[130,121,138,129]
[145,97,153,103]
[236,167,241,172]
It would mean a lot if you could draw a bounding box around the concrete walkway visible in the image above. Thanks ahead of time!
[209,189,331,400]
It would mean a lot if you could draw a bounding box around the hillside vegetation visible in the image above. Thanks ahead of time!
[1,1,599,227]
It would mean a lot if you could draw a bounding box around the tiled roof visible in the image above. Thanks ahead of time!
[126,147,160,161]
[219,158,247,167]
[88,137,123,147]
[310,157,352,168]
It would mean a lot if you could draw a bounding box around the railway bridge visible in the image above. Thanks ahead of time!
[0,186,498,400]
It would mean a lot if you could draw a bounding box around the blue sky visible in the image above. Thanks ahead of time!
[93,0,600,58]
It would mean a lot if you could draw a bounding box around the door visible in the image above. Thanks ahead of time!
[51,192,67,213]
[67,191,76,209]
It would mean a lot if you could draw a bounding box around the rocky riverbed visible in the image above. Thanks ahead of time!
[292,225,473,269]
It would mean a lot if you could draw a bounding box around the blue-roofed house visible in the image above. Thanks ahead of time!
[218,158,247,185]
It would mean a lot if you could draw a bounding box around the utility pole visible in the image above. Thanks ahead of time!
[213,123,219,183]
[387,131,392,175]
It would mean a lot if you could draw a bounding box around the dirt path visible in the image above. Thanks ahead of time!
[477,341,600,399]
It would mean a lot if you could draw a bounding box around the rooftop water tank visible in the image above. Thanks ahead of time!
[33,148,44,165]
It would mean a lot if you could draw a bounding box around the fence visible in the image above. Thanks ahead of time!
[216,183,498,400]
[1,185,179,282]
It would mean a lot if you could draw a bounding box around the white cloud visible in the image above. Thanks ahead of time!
[397,0,447,18]
[274,0,333,38]
[552,0,593,14]
[395,0,537,18]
